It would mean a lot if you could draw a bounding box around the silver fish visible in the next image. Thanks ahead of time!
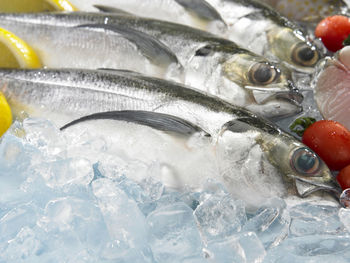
[0,68,341,202]
[69,0,323,73]
[0,12,303,119]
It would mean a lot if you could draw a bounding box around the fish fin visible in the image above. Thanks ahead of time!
[221,117,281,135]
[77,24,181,68]
[60,110,210,137]
[174,0,226,25]
[97,68,142,77]
[93,5,133,16]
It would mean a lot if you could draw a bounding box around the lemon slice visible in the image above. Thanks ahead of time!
[0,92,12,137]
[0,28,42,68]
[0,0,77,13]
[0,28,43,136]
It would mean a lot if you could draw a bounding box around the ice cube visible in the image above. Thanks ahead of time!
[289,202,345,237]
[23,118,65,155]
[205,232,266,263]
[264,235,350,263]
[194,192,247,242]
[2,226,44,262]
[0,204,38,244]
[242,198,290,249]
[146,202,204,262]
[338,208,350,233]
[92,178,153,262]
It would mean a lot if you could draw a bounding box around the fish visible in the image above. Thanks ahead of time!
[68,0,323,73]
[0,68,341,205]
[260,0,349,23]
[0,12,303,119]
[313,46,350,130]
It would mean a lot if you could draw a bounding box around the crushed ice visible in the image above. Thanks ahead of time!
[0,117,349,263]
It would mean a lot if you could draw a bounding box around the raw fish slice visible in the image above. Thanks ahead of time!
[314,46,350,130]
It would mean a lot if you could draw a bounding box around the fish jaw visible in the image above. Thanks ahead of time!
[294,176,342,199]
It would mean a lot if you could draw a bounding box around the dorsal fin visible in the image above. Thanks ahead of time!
[174,0,226,24]
[60,110,211,137]
[93,5,133,16]
[77,24,181,68]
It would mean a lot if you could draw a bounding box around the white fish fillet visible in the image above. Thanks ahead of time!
[314,46,350,130]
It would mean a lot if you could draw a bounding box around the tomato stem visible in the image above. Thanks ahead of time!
[344,34,350,46]
[289,117,316,137]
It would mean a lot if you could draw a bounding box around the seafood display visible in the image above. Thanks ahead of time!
[1,0,350,262]
[0,68,340,204]
[0,12,303,119]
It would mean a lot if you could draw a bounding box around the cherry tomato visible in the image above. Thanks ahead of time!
[302,120,350,170]
[315,15,350,52]
[337,165,350,190]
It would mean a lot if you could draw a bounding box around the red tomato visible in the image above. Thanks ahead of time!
[315,15,350,52]
[302,120,350,170]
[337,165,350,190]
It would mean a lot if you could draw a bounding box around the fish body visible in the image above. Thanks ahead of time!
[0,12,303,119]
[0,68,340,204]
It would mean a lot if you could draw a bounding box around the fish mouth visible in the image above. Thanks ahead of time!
[250,89,303,107]
[295,177,343,200]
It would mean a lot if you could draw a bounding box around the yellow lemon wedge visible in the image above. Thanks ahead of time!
[0,27,42,69]
[0,92,12,137]
[0,0,77,13]
[0,28,43,136]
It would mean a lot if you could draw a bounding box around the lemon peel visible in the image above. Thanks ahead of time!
[0,28,42,69]
[0,92,12,137]
[0,0,77,13]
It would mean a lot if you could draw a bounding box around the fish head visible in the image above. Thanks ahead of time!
[222,50,303,118]
[218,117,342,200]
[262,133,342,199]
[266,27,321,73]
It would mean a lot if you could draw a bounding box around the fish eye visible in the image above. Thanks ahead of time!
[291,43,319,67]
[248,62,279,85]
[291,147,320,175]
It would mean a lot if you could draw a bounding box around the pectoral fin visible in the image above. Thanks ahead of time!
[60,110,210,137]
[174,0,226,25]
[221,117,281,135]
[77,24,181,68]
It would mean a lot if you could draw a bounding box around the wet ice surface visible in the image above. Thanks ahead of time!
[0,117,349,263]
